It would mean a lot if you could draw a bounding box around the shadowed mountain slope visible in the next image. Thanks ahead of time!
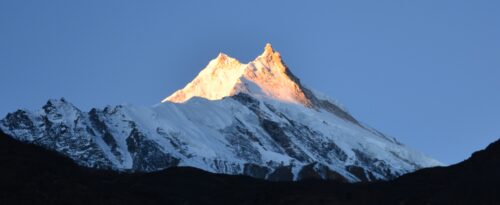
[1,130,498,205]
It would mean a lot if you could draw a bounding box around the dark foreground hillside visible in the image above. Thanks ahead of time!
[1,131,499,205]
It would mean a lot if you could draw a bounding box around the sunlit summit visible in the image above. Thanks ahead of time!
[163,43,312,106]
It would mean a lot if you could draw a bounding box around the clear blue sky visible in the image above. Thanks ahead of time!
[1,0,499,164]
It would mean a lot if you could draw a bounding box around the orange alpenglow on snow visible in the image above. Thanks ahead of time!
[162,43,313,106]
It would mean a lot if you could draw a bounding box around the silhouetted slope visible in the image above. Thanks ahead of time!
[381,139,500,204]
[0,131,499,205]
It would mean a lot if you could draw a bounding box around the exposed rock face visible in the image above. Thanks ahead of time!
[0,44,441,182]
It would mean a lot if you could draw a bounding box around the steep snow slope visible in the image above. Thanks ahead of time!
[0,44,441,182]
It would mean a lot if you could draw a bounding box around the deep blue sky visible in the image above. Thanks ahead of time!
[1,0,499,164]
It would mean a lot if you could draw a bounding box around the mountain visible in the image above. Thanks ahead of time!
[0,44,440,182]
[1,130,498,205]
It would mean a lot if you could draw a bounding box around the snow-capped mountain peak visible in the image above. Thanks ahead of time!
[1,44,442,182]
[163,43,312,107]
